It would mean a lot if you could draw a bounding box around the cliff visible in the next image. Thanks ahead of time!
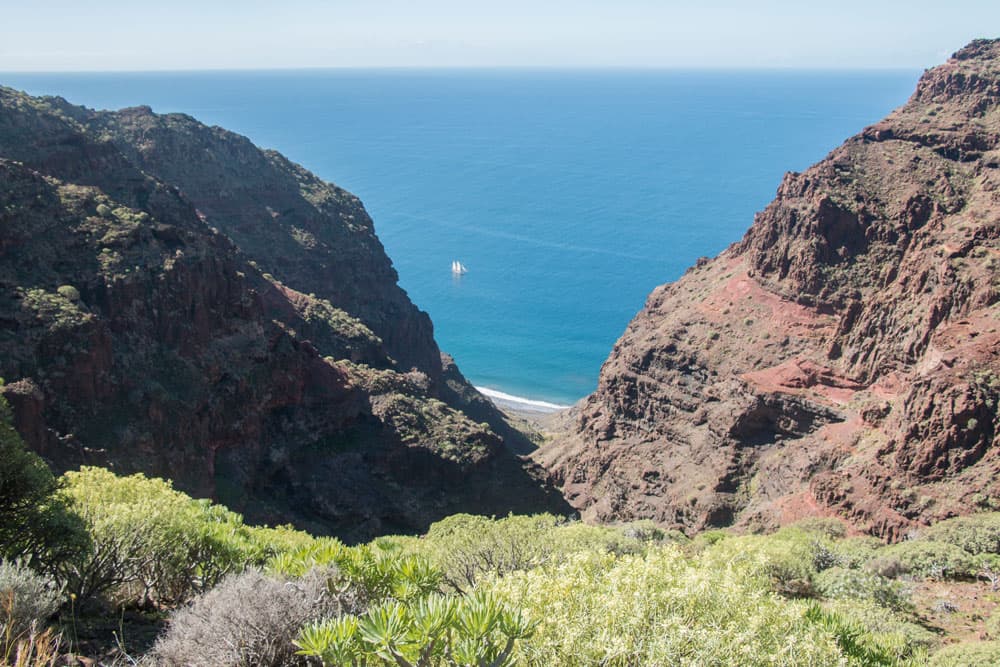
[538,39,1000,540]
[0,87,566,542]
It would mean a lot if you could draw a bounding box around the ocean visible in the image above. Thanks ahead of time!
[1,69,920,407]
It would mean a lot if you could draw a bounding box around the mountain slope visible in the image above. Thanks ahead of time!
[0,87,567,542]
[538,39,1000,540]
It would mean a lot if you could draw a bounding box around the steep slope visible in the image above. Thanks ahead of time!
[539,39,1000,540]
[0,87,567,541]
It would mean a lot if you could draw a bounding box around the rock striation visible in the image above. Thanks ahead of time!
[538,39,1000,540]
[0,87,566,542]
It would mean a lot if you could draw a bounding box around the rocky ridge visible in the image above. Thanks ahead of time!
[0,87,565,541]
[538,39,1000,540]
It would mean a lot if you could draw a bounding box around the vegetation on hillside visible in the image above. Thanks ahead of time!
[2,391,1000,664]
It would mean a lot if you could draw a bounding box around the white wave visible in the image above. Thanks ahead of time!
[475,386,572,413]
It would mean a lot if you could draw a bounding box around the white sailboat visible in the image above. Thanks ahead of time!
[451,260,468,275]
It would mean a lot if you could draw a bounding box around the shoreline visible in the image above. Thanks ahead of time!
[474,386,574,414]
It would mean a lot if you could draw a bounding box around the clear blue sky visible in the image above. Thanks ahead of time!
[3,0,998,71]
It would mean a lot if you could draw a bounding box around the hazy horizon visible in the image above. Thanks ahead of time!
[4,1,998,72]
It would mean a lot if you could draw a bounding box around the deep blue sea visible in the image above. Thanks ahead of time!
[1,69,920,406]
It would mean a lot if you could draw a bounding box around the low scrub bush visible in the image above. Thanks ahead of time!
[269,541,442,605]
[399,514,644,592]
[928,640,1000,666]
[0,560,61,646]
[481,546,847,665]
[814,567,911,610]
[822,599,935,659]
[295,591,533,667]
[0,388,88,574]
[921,513,1000,555]
[149,567,356,667]
[831,536,886,569]
[871,540,977,580]
[57,467,305,606]
[703,530,825,597]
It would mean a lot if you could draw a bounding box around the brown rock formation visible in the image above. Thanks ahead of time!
[0,87,567,542]
[538,39,1000,540]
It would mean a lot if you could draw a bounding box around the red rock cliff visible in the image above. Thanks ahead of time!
[538,39,1000,540]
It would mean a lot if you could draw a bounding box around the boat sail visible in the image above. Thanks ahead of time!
[451,260,468,274]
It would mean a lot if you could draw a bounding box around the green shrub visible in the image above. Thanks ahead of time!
[928,641,1000,666]
[784,517,849,540]
[832,536,886,569]
[402,514,642,592]
[295,591,533,667]
[872,540,977,580]
[822,598,936,658]
[0,560,61,639]
[481,546,851,665]
[0,388,88,574]
[806,603,929,666]
[149,567,355,667]
[814,567,911,610]
[268,540,442,605]
[58,467,292,605]
[986,606,1000,640]
[704,531,824,597]
[922,513,1000,555]
[55,285,80,302]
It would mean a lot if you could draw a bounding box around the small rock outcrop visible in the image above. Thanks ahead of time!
[539,39,1000,540]
[0,87,567,542]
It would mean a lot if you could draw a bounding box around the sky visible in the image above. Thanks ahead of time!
[2,0,998,71]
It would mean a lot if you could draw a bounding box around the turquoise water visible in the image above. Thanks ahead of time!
[1,70,919,405]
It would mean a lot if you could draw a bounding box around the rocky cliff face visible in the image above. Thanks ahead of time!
[539,39,1000,540]
[0,87,565,542]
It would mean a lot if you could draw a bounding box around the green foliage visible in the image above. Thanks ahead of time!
[0,389,88,574]
[400,513,645,592]
[20,288,93,332]
[832,536,887,569]
[0,560,61,639]
[814,567,911,611]
[702,527,828,597]
[481,546,846,665]
[928,641,1000,666]
[805,604,928,666]
[55,285,80,302]
[873,540,978,580]
[269,540,442,605]
[921,513,1000,555]
[822,598,936,658]
[295,591,533,667]
[57,467,303,605]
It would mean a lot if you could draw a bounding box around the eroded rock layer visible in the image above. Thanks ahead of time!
[539,39,1000,540]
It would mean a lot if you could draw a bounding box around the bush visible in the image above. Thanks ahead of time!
[296,591,534,667]
[58,467,296,606]
[268,540,442,606]
[0,388,88,574]
[55,285,80,302]
[149,568,356,667]
[402,514,643,592]
[703,531,824,597]
[922,513,1000,555]
[831,536,886,569]
[0,560,61,639]
[928,641,1000,666]
[814,567,911,611]
[822,598,935,658]
[872,540,977,580]
[481,546,847,665]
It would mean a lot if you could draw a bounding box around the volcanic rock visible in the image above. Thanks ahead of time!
[538,39,1000,540]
